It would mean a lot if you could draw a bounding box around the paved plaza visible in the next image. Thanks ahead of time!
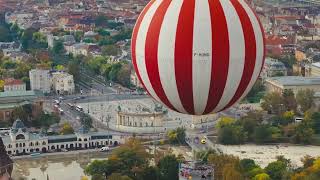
[78,97,216,132]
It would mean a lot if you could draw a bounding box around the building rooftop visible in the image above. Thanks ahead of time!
[48,134,77,140]
[267,76,320,86]
[4,78,24,86]
[312,62,320,68]
[0,90,41,98]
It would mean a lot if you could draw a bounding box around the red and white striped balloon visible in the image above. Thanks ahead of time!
[131,0,265,115]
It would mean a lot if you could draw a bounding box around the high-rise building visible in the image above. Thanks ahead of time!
[29,69,51,93]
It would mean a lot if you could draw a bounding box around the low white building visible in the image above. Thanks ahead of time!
[2,119,124,156]
[3,78,26,92]
[265,76,320,95]
[29,69,51,93]
[51,72,75,95]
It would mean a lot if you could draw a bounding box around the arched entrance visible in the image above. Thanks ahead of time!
[114,141,118,146]
[70,144,74,149]
[42,147,47,153]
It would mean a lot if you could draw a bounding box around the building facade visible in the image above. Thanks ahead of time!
[310,62,320,77]
[29,69,51,93]
[116,111,165,134]
[51,72,75,95]
[3,78,26,92]
[261,58,287,80]
[265,76,320,95]
[2,119,124,156]
[0,91,43,121]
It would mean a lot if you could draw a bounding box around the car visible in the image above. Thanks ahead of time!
[54,100,60,105]
[201,138,206,144]
[100,146,110,152]
[58,108,64,115]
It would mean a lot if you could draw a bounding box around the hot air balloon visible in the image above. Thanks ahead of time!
[131,0,265,115]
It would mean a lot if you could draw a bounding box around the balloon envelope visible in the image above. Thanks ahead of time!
[131,0,265,115]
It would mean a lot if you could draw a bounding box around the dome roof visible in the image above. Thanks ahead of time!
[12,119,25,130]
[78,125,89,134]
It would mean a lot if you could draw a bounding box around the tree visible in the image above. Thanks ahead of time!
[301,155,315,169]
[107,173,132,180]
[0,79,4,91]
[216,117,236,129]
[218,125,247,145]
[167,127,186,145]
[253,125,273,144]
[21,77,30,90]
[282,89,297,111]
[296,89,315,113]
[261,92,285,114]
[208,154,240,180]
[157,155,179,180]
[239,159,259,174]
[55,65,65,71]
[32,112,60,129]
[239,116,258,140]
[81,113,93,128]
[10,106,30,123]
[117,63,131,87]
[253,173,270,180]
[0,26,12,42]
[264,161,287,180]
[68,59,80,82]
[14,62,32,79]
[310,112,320,134]
[95,15,108,27]
[91,174,105,180]
[60,122,74,135]
[282,111,295,124]
[85,160,109,178]
[52,40,64,54]
[141,167,159,180]
[248,168,265,179]
[246,79,264,99]
[222,163,243,180]
[292,121,314,144]
[20,27,38,51]
[102,45,120,56]
[108,63,122,81]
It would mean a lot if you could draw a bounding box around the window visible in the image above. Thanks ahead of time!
[16,134,25,140]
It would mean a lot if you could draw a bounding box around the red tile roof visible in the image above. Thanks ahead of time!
[4,78,24,86]
[266,35,295,46]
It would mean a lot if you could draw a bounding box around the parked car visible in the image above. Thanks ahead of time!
[100,146,110,152]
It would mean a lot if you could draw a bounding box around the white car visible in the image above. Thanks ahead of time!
[100,146,110,152]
